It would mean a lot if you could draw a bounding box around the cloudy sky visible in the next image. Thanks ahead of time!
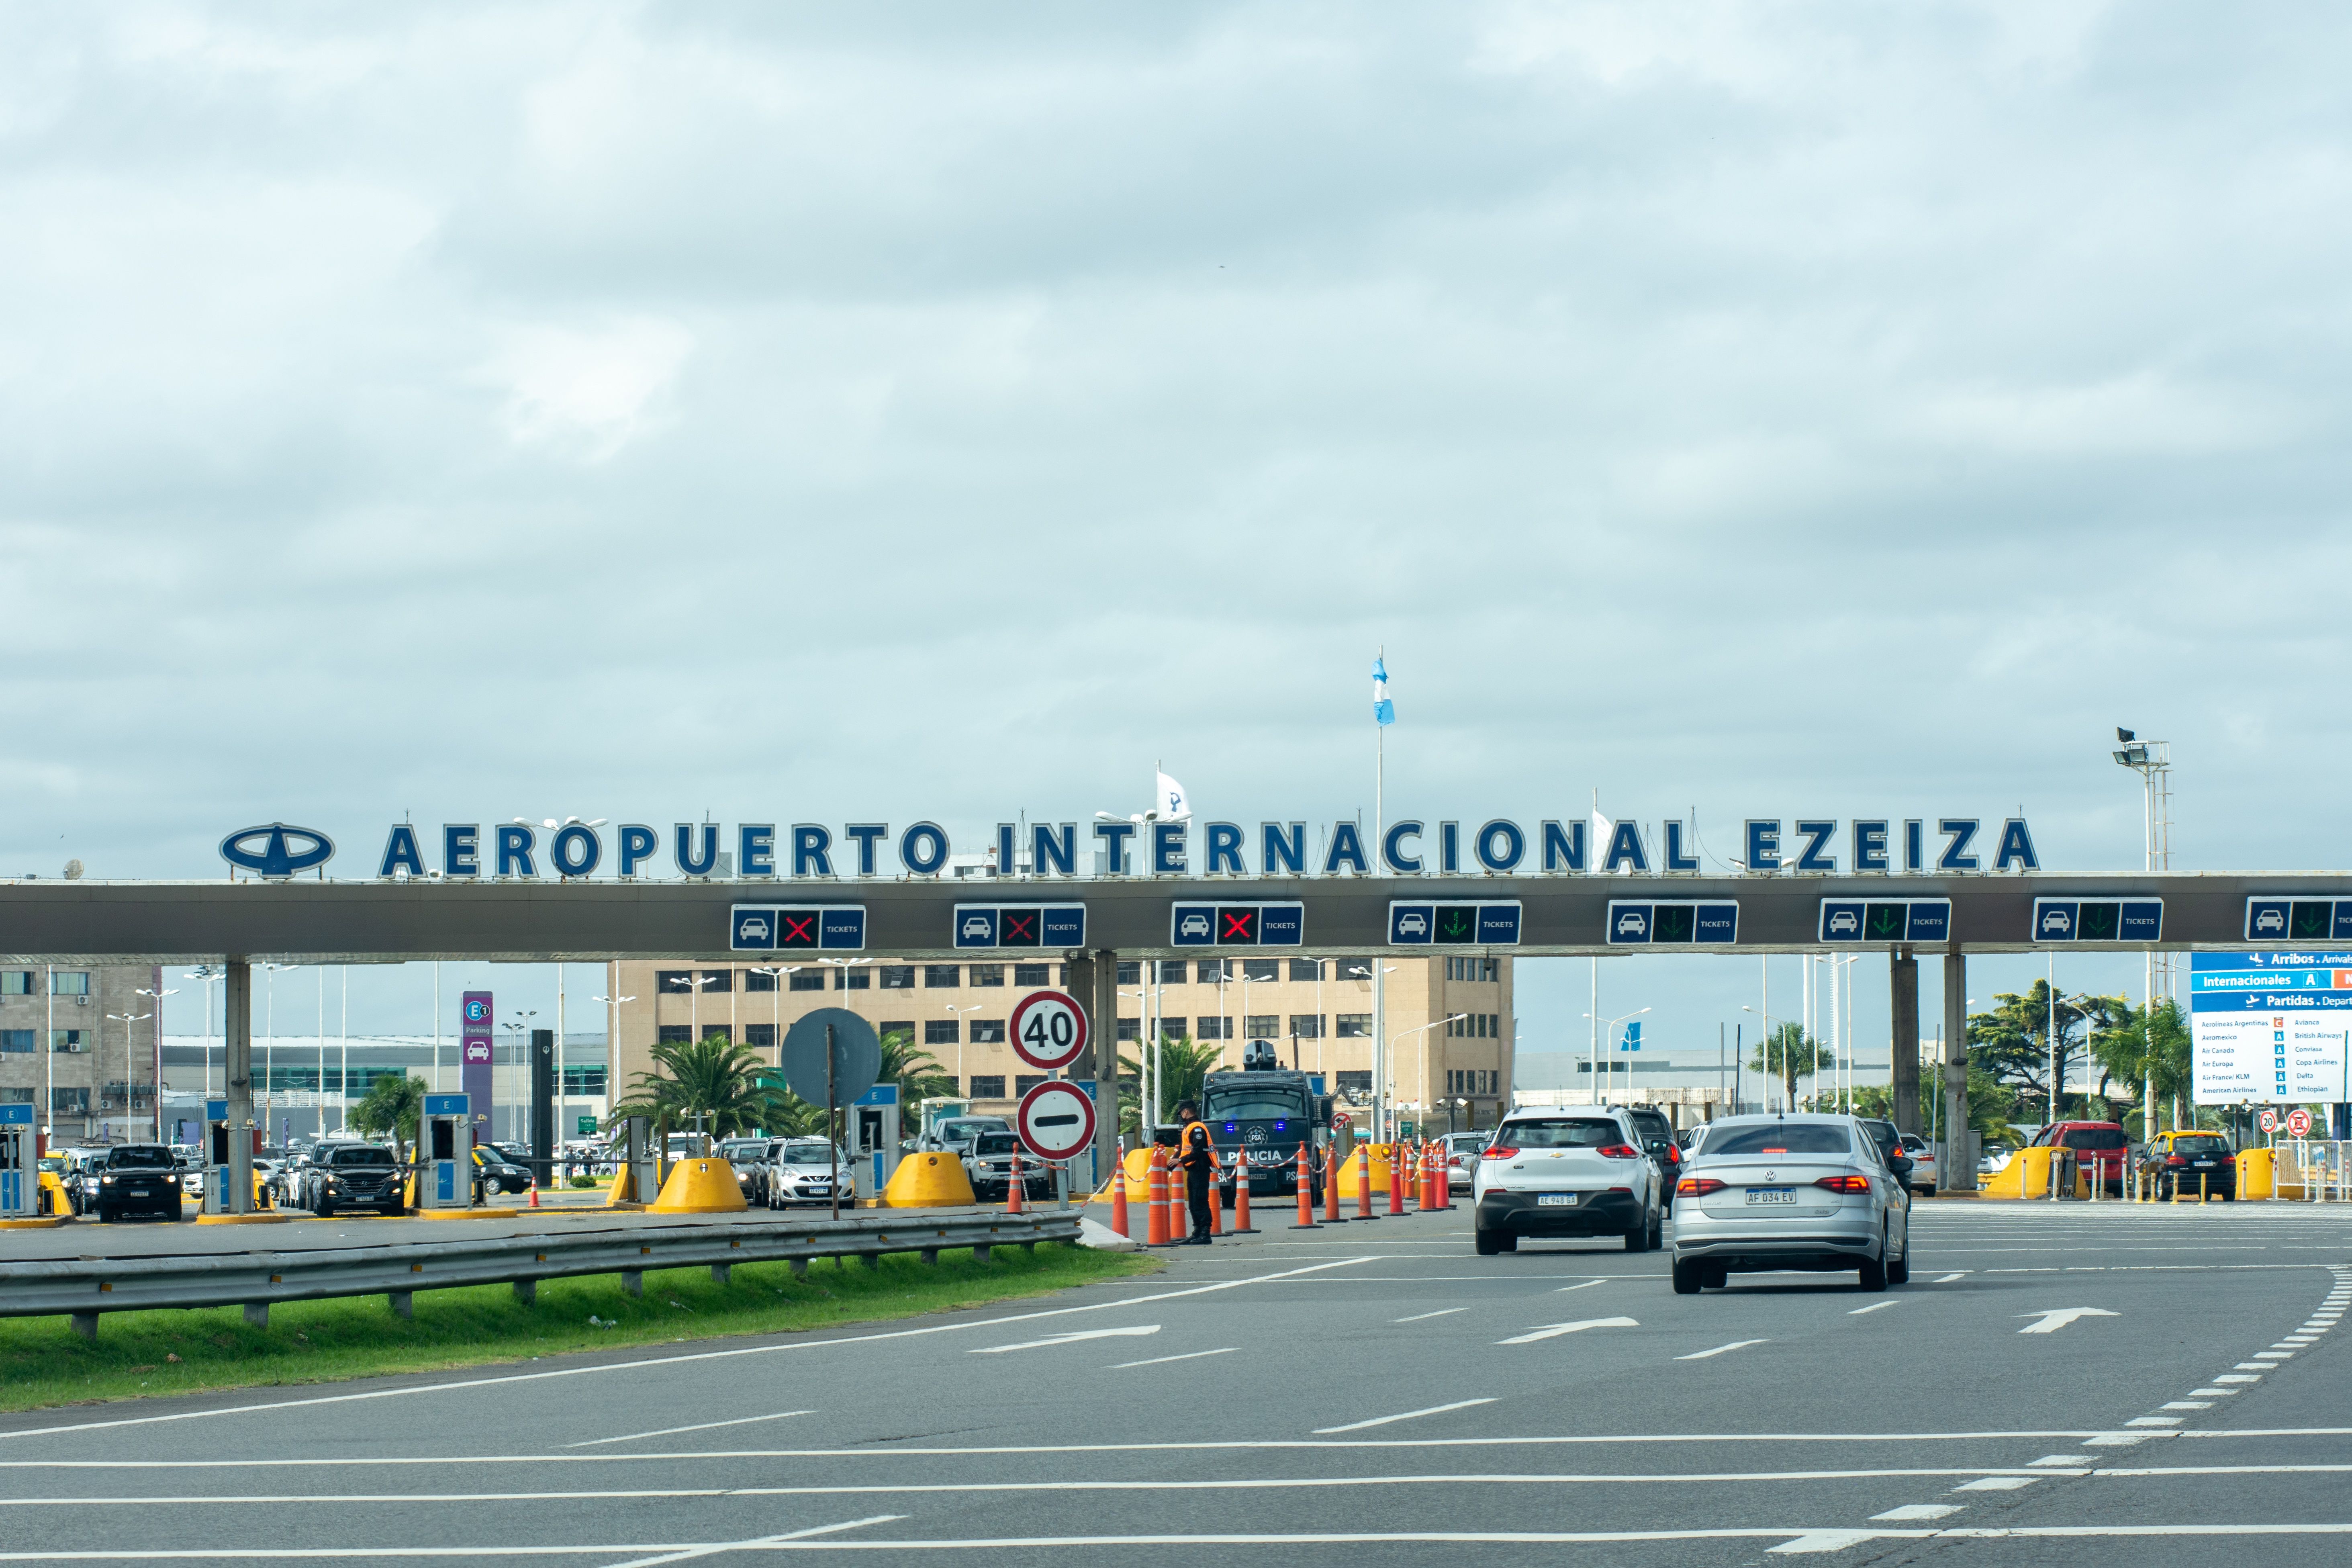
[7,2,2348,1052]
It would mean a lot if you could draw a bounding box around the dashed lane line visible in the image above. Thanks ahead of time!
[1312,1399,1496,1434]
[1675,1341,1770,1361]
[570,1412,814,1448]
[1109,1349,1234,1370]
[1848,1302,1898,1317]
[1392,1309,1467,1323]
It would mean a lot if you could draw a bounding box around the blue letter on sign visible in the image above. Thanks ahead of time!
[1092,821,1135,875]
[1383,821,1424,874]
[443,824,480,878]
[1663,822,1699,873]
[1603,821,1647,874]
[1792,821,1836,873]
[551,823,601,877]
[618,824,658,877]
[495,825,536,878]
[676,824,719,877]
[901,822,950,875]
[378,826,425,879]
[844,823,887,876]
[1324,822,1369,874]
[740,825,775,878]
[1744,820,1780,872]
[1993,818,2039,872]
[1204,822,1244,875]
[1853,821,1888,873]
[1151,822,1187,875]
[1475,820,1525,873]
[1938,819,1980,871]
[792,825,833,878]
[1262,822,1306,875]
[1034,822,1077,877]
[1541,820,1585,873]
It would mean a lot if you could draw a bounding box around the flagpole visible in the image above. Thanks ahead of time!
[1372,644,1386,1144]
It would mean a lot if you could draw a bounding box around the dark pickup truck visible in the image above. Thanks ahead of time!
[87,1144,183,1223]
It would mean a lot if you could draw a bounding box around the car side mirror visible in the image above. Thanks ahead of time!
[1889,1154,1914,1178]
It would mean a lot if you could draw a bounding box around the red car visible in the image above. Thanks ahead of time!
[2029,1120,2131,1195]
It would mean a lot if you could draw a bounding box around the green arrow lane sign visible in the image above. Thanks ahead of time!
[1865,904,1905,940]
[1437,907,1476,942]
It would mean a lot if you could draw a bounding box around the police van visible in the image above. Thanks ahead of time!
[1178,1040,1334,1204]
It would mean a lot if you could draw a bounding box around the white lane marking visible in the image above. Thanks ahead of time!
[2189,1390,2236,1398]
[2233,1362,2273,1370]
[1933,1274,1967,1283]
[2254,1351,2294,1360]
[1110,1348,1235,1370]
[2161,1402,2213,1411]
[1872,1505,1959,1521]
[1849,1302,1898,1317]
[2213,1374,2262,1383]
[1313,1399,1497,1434]
[1769,1531,1879,1553]
[0,1258,1377,1443]
[570,1412,814,1448]
[597,1514,903,1568]
[2126,1417,2184,1428]
[1676,1341,1770,1362]
[1953,1476,2039,1491]
[1496,1317,1639,1345]
[1393,1309,1468,1323]
[1553,1280,1609,1293]
[2018,1307,2119,1334]
[970,1326,1158,1355]
[2029,1455,2084,1467]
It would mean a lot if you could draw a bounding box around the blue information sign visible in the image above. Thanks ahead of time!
[1171,902,1306,947]
[1387,901,1524,946]
[1819,899,1949,944]
[1606,900,1739,946]
[2031,898,2163,943]
[731,904,868,952]
[423,1094,469,1117]
[2189,952,2352,1104]
[2243,897,2352,944]
[952,904,1087,950]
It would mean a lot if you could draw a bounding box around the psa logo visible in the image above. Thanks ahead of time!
[218,824,335,879]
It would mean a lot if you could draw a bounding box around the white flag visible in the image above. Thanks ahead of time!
[1591,807,1612,850]
[1155,770,1191,820]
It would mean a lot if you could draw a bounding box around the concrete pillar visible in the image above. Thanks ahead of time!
[1069,948,1121,1185]
[1890,949,1921,1136]
[1942,946,1974,1191]
[224,959,254,1215]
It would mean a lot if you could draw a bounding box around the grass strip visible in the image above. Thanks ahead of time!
[0,1243,1158,1413]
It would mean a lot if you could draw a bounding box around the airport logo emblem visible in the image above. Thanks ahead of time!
[218,823,335,879]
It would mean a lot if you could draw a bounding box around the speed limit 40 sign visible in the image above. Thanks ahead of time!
[1009,989,1089,1073]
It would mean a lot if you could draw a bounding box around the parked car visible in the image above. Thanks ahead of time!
[86,1144,185,1223]
[2030,1120,2131,1195]
[717,1138,774,1202]
[1669,1113,1913,1293]
[1897,1134,1939,1195]
[2144,1130,2236,1199]
[300,1141,406,1216]
[764,1138,860,1207]
[472,1146,534,1200]
[963,1131,1050,1202]
[1471,1107,1666,1256]
[1441,1131,1488,1193]
[922,1116,1012,1159]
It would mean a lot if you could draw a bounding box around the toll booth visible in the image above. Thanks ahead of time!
[0,1102,33,1218]
[852,1083,901,1196]
[202,1096,257,1216]
[620,1116,656,1206]
[419,1093,474,1210]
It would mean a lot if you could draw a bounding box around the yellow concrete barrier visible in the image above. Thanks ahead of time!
[1335,1144,1396,1195]
[648,1158,748,1214]
[1979,1146,2048,1199]
[882,1150,977,1208]
[2241,1146,2276,1200]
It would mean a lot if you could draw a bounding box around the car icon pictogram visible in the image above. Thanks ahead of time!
[1179,913,1212,938]
[2040,910,2071,935]
[1398,913,1428,936]
[1827,910,1860,935]
[738,917,770,944]
[1615,911,1648,937]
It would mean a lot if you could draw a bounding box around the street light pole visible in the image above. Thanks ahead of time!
[1584,1008,1651,1107]
[104,1012,152,1140]
[134,986,178,1141]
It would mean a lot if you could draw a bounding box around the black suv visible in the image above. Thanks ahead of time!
[90,1145,182,1223]
[303,1142,406,1216]
[1618,1105,1686,1195]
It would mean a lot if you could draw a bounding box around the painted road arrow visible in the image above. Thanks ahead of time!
[1496,1316,1639,1345]
[970,1325,1161,1354]
[2017,1308,2120,1335]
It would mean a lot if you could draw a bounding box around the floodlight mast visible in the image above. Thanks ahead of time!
[2112,728,2173,1139]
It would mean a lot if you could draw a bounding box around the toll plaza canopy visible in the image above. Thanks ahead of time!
[0,870,2342,963]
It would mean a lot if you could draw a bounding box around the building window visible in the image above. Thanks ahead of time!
[969,965,1005,987]
[561,1066,608,1096]
[655,970,691,995]
[1335,1071,1372,1095]
[879,1022,914,1048]
[50,972,89,996]
[658,1025,691,1044]
[1157,961,1188,984]
[1015,1074,1048,1096]
[925,1020,960,1045]
[1196,1016,1232,1040]
[743,969,778,993]
[924,965,961,988]
[745,1023,776,1049]
[1242,958,1279,982]
[789,973,825,991]
[0,1030,31,1053]
[701,1025,730,1043]
[971,1019,1007,1044]
[51,1086,89,1114]
[969,1075,1006,1099]
[1289,959,1322,981]
[1116,1018,1140,1041]
[1116,961,1141,985]
[1013,964,1052,987]
[1337,958,1374,980]
[1197,959,1232,983]
[1058,964,1073,985]
[0,972,30,995]
[1288,1014,1324,1039]
[880,965,916,989]
[0,1085,30,1103]
[1243,1014,1277,1039]
[1336,1014,1371,1038]
[836,968,871,990]
[1160,1018,1189,1042]
[701,969,733,993]
[50,1030,88,1053]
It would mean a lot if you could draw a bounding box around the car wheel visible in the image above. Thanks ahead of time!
[1671,1258,1702,1295]
[1888,1243,1910,1285]
[1647,1209,1665,1250]
[96,1204,116,1224]
[1700,1261,1728,1289]
[1623,1219,1648,1253]
[1859,1231,1889,1291]
[317,1199,335,1219]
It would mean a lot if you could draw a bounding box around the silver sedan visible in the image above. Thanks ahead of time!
[1669,1114,1913,1294]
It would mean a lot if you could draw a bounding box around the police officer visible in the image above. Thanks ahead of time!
[1173,1100,1215,1244]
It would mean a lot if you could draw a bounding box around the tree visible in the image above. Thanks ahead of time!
[1748,1021,1831,1107]
[1145,1036,1226,1119]
[877,1028,957,1121]
[607,1036,790,1141]
[2090,998,2192,1136]
[347,1073,425,1160]
[1968,982,2132,1123]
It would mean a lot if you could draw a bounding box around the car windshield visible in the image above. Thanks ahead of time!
[942,1122,999,1141]
[2171,1135,2229,1155]
[329,1146,393,1167]
[974,1134,1019,1155]
[780,1141,838,1164]
[105,1147,175,1169]
[1499,1119,1622,1149]
[1703,1124,1854,1157]
[1205,1090,1309,1121]
[2062,1128,2128,1150]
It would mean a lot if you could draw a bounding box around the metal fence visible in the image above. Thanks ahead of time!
[1,1208,1082,1339]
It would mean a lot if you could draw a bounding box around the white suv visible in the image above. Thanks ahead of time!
[1471,1108,1665,1256]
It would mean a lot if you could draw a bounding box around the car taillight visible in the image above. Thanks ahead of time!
[1678,1177,1726,1196]
[1598,1144,1640,1159]
[1813,1174,1873,1193]
[1484,1146,1518,1160]
[2222,1155,2236,1165]
[2166,1156,2188,1166]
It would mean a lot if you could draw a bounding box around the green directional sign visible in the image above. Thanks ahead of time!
[1864,904,1906,941]
[1435,906,1477,942]
[576,1114,597,1135]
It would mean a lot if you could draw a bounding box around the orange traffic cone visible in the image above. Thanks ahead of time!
[1232,1149,1256,1234]
[528,1176,540,1209]
[1111,1139,1130,1238]
[1293,1143,1319,1229]
[1006,1147,1026,1214]
[1388,1142,1406,1216]
[1146,1146,1171,1247]
[1357,1141,1377,1221]
[1324,1146,1342,1223]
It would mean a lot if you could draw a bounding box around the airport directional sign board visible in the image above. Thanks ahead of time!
[2189,951,2352,1104]
[2031,897,2163,944]
[1817,898,1949,944]
[952,904,1087,950]
[731,904,867,952]
[1387,901,1522,946]
[2243,897,2352,944]
[1606,900,1738,946]
[1171,901,1305,947]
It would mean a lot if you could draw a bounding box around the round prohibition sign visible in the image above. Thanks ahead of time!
[1016,1079,1097,1163]
[2259,1108,2280,1133]
[2287,1107,2314,1137]
[1008,989,1089,1073]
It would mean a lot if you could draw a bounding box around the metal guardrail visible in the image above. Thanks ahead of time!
[1,1209,1084,1338]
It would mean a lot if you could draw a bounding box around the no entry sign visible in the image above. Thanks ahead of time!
[1009,989,1089,1073]
[1016,1079,1097,1163]
[2288,1107,2314,1137]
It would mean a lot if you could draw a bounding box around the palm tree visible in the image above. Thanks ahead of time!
[1147,1036,1225,1120]
[877,1028,957,1124]
[608,1036,791,1143]
[1748,1021,1830,1108]
[348,1073,426,1160]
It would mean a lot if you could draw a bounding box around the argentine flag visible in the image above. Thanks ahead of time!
[1372,657,1395,726]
